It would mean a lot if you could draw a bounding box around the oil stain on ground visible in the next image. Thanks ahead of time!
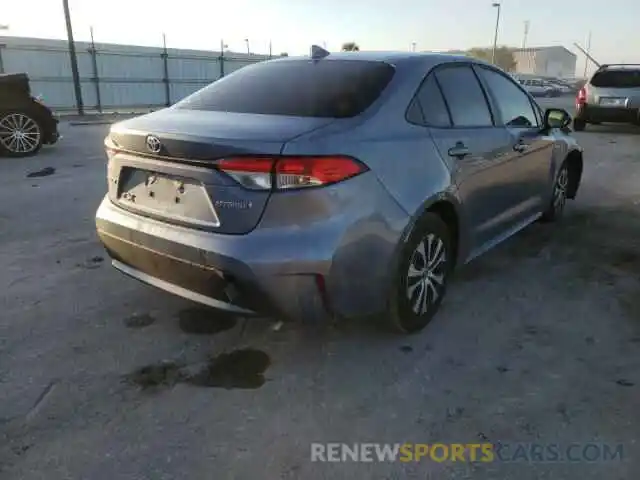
[124,313,156,329]
[178,306,238,335]
[186,349,270,389]
[26,167,56,178]
[124,361,186,391]
[125,349,270,391]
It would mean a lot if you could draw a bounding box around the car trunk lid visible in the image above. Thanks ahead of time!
[107,109,335,234]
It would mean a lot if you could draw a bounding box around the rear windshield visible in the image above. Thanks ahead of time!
[175,59,395,118]
[590,70,640,88]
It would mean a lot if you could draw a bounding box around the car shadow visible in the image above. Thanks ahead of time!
[581,124,640,135]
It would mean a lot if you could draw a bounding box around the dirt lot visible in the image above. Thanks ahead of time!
[1,108,639,479]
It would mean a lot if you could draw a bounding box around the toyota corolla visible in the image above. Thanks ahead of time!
[95,48,583,334]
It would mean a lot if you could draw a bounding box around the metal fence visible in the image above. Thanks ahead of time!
[0,35,276,114]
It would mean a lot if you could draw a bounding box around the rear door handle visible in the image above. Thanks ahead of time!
[448,142,470,159]
[513,140,529,153]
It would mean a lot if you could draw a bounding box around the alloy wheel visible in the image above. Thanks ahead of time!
[0,113,42,155]
[406,233,447,316]
[553,166,569,215]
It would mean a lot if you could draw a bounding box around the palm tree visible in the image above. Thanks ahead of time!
[341,42,360,52]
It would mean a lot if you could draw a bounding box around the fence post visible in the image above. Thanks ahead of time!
[161,33,171,106]
[0,44,5,74]
[219,39,225,78]
[88,27,102,113]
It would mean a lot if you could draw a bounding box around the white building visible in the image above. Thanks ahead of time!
[513,46,577,78]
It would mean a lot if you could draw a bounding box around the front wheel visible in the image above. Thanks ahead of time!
[541,162,569,222]
[0,112,43,157]
[386,213,452,334]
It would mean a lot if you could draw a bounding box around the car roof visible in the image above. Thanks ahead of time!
[271,51,490,69]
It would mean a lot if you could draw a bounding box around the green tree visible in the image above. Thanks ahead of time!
[341,42,360,52]
[280,52,289,57]
[466,46,516,72]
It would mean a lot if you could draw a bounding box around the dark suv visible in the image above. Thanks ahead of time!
[574,64,640,131]
[0,73,59,157]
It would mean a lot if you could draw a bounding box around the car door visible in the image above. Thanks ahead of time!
[474,65,554,218]
[415,63,519,254]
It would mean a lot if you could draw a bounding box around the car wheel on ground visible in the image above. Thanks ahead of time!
[541,162,569,222]
[0,111,43,157]
[573,118,586,131]
[386,213,452,334]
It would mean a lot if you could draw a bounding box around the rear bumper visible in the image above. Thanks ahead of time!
[42,117,59,145]
[95,185,407,321]
[576,104,640,124]
[96,198,327,321]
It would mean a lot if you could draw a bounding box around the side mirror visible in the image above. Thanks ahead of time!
[544,108,571,129]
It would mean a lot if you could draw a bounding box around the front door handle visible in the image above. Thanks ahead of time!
[448,142,470,159]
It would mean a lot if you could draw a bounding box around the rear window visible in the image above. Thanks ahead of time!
[175,59,395,118]
[590,70,640,88]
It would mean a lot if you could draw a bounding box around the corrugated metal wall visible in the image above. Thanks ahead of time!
[0,36,273,113]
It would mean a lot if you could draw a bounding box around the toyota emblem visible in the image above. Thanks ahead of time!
[146,135,162,154]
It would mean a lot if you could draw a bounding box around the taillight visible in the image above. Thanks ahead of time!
[576,86,587,107]
[215,156,368,191]
[104,136,121,161]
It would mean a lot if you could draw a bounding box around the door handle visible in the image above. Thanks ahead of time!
[513,140,529,153]
[448,142,470,159]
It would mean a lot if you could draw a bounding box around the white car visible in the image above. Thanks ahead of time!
[518,78,556,97]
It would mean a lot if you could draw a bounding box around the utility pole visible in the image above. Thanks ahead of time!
[491,2,501,64]
[583,31,592,78]
[62,0,84,115]
[522,20,530,49]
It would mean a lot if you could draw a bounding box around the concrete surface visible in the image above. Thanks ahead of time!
[1,104,639,480]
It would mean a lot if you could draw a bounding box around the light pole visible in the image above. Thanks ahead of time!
[62,0,84,115]
[411,42,416,52]
[244,38,250,54]
[491,2,501,64]
[522,20,530,49]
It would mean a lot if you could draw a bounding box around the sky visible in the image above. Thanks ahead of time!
[2,0,639,76]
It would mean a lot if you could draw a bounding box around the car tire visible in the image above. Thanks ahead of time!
[386,213,452,334]
[0,111,44,158]
[573,118,586,131]
[541,161,569,222]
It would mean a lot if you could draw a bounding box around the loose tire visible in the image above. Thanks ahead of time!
[386,213,452,334]
[0,112,43,157]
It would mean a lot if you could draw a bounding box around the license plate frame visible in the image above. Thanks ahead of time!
[599,97,627,107]
[118,169,220,228]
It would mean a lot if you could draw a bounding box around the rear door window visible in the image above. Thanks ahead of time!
[407,74,451,127]
[434,65,494,127]
[590,70,640,88]
[175,59,395,118]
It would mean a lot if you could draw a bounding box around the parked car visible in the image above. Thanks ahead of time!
[519,78,558,97]
[573,64,640,131]
[547,79,574,94]
[0,73,59,157]
[95,49,583,334]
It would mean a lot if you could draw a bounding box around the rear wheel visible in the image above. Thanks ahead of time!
[0,112,43,157]
[573,118,586,131]
[386,213,452,334]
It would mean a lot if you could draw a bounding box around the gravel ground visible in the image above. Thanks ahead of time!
[1,106,639,479]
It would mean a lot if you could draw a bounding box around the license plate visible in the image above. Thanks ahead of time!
[599,97,626,106]
[118,169,220,227]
